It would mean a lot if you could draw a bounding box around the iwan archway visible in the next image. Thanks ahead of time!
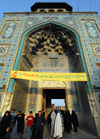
[7,21,93,121]
[6,21,99,134]
[8,21,92,94]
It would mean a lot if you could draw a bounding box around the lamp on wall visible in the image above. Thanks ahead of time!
[23,53,26,56]
[76,53,79,55]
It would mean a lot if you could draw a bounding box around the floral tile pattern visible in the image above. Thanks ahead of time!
[1,22,18,39]
[90,44,100,56]
[83,21,100,38]
[0,44,11,57]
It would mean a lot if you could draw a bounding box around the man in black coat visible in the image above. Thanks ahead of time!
[32,110,46,139]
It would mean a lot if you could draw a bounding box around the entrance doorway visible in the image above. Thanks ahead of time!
[42,89,67,119]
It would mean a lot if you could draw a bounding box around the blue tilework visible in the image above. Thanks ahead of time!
[6,21,92,93]
[76,16,100,87]
[70,82,81,112]
[33,56,72,68]
[3,13,97,18]
[84,22,100,38]
[0,18,24,87]
[22,58,31,71]
[0,13,99,91]
[90,44,100,56]
[11,58,30,112]
[28,80,38,112]
[1,22,17,39]
[0,65,3,72]
[36,68,75,73]
[0,44,11,57]
[23,19,79,33]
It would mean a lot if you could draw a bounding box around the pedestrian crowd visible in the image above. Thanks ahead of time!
[0,109,46,139]
[0,108,79,139]
[47,109,79,138]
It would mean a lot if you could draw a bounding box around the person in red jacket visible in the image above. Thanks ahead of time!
[25,111,34,139]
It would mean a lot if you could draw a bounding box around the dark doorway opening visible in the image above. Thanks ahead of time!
[43,89,66,118]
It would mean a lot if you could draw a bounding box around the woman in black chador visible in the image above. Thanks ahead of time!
[0,111,12,139]
[47,111,52,129]
[64,110,72,133]
[11,111,25,139]
[71,110,79,132]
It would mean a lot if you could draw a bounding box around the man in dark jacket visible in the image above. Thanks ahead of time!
[32,110,46,139]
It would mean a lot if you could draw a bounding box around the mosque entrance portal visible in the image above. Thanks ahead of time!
[11,22,90,119]
[42,89,67,119]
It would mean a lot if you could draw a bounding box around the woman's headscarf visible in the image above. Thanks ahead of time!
[0,111,12,127]
[2,111,11,121]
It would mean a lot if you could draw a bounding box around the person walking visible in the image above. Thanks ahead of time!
[64,110,72,133]
[71,110,79,132]
[31,113,38,139]
[42,109,45,118]
[11,109,17,122]
[32,110,46,139]
[10,111,25,139]
[25,111,34,139]
[0,111,12,139]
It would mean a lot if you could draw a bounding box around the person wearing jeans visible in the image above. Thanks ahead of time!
[25,111,34,139]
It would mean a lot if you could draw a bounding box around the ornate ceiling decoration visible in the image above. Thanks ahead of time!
[26,24,77,57]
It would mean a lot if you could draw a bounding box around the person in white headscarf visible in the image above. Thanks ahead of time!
[53,112,63,138]
[51,111,56,136]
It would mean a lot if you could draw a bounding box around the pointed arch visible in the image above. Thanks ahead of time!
[7,21,92,93]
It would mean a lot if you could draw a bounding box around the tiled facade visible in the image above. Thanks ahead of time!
[0,12,100,116]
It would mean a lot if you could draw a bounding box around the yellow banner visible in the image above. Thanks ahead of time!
[11,71,87,81]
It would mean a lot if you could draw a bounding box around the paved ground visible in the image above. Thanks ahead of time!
[22,125,100,139]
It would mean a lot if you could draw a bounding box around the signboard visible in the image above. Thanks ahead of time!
[11,70,87,81]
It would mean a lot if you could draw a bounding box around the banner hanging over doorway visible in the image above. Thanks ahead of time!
[11,70,87,81]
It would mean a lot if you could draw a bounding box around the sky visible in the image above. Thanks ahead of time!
[52,99,65,106]
[0,0,100,20]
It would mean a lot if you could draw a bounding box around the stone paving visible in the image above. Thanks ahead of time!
[22,125,100,139]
